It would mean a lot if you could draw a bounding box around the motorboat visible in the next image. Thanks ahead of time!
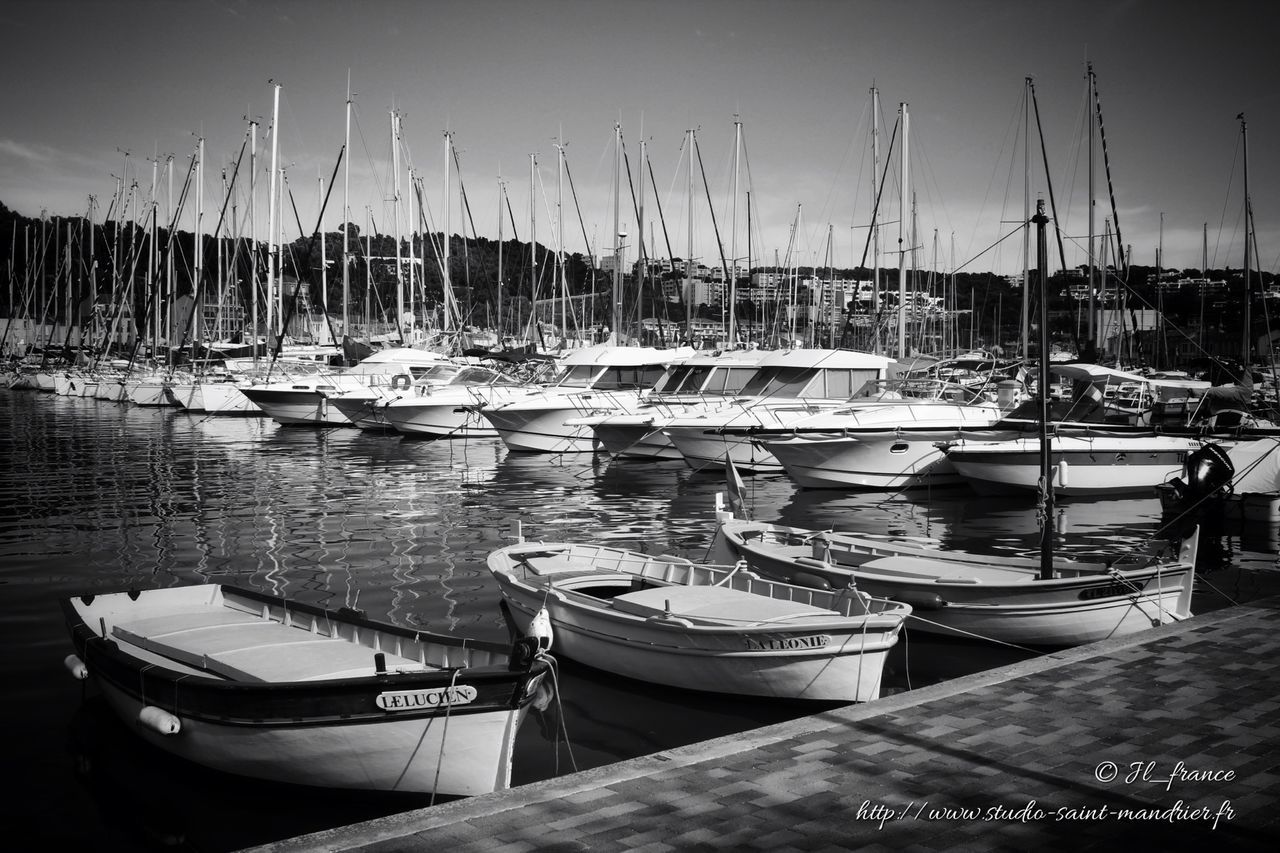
[567,348,771,461]
[239,347,456,427]
[479,344,695,453]
[749,380,1014,489]
[658,348,901,473]
[380,362,550,439]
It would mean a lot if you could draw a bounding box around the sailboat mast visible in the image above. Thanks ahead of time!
[391,111,404,340]
[497,178,504,342]
[1200,222,1207,349]
[729,118,741,346]
[685,128,694,343]
[611,122,622,343]
[871,85,881,355]
[1022,77,1031,362]
[267,82,280,346]
[1240,112,1251,365]
[319,174,327,341]
[148,154,159,356]
[194,137,204,355]
[1086,63,1096,353]
[248,118,258,360]
[826,223,835,347]
[342,76,351,342]
[1033,198,1053,580]
[557,137,566,343]
[530,153,537,343]
[1157,212,1164,367]
[897,102,909,359]
[443,131,452,334]
[638,135,646,347]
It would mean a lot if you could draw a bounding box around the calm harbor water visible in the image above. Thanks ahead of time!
[2,388,1276,851]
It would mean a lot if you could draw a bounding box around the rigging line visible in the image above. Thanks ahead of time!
[1029,80,1068,275]
[620,147,645,262]
[561,156,593,261]
[450,143,475,294]
[1212,133,1242,271]
[348,102,389,215]
[646,153,675,263]
[1056,76,1089,249]
[1091,70,1126,273]
[693,133,733,298]
[952,220,1028,275]
[854,118,901,336]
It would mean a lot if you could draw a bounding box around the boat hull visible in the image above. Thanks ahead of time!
[195,382,262,415]
[761,431,968,489]
[945,436,1199,496]
[591,418,682,460]
[240,386,355,426]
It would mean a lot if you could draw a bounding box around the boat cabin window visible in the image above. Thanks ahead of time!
[551,364,602,388]
[593,364,669,390]
[413,364,462,382]
[707,366,758,394]
[651,365,700,394]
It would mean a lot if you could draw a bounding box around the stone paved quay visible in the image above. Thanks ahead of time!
[246,599,1280,853]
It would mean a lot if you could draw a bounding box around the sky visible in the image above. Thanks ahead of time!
[2,0,1277,278]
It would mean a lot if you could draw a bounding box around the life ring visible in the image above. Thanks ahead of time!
[390,373,412,390]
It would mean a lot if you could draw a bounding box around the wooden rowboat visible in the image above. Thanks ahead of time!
[62,583,550,796]
[489,539,910,703]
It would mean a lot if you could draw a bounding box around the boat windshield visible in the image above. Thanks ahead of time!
[652,364,758,395]
[738,366,880,399]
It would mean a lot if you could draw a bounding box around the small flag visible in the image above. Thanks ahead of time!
[726,460,752,521]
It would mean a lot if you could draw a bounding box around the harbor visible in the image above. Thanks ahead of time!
[3,3,1279,851]
[3,387,1278,851]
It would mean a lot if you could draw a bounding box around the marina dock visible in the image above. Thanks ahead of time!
[244,597,1279,852]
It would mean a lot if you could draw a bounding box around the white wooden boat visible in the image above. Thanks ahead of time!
[489,539,910,702]
[62,583,550,796]
[712,511,1198,647]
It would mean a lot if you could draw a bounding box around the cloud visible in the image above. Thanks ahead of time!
[0,139,53,164]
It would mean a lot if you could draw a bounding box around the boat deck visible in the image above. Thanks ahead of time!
[244,596,1280,852]
[856,554,1047,584]
[609,585,840,625]
[112,603,426,682]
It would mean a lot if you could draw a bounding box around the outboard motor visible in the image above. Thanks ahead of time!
[1181,442,1235,500]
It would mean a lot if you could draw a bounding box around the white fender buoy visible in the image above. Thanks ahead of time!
[138,705,181,735]
[529,607,554,651]
[64,654,88,680]
[1056,460,1069,487]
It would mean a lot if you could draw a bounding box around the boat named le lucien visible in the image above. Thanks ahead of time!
[62,583,550,796]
